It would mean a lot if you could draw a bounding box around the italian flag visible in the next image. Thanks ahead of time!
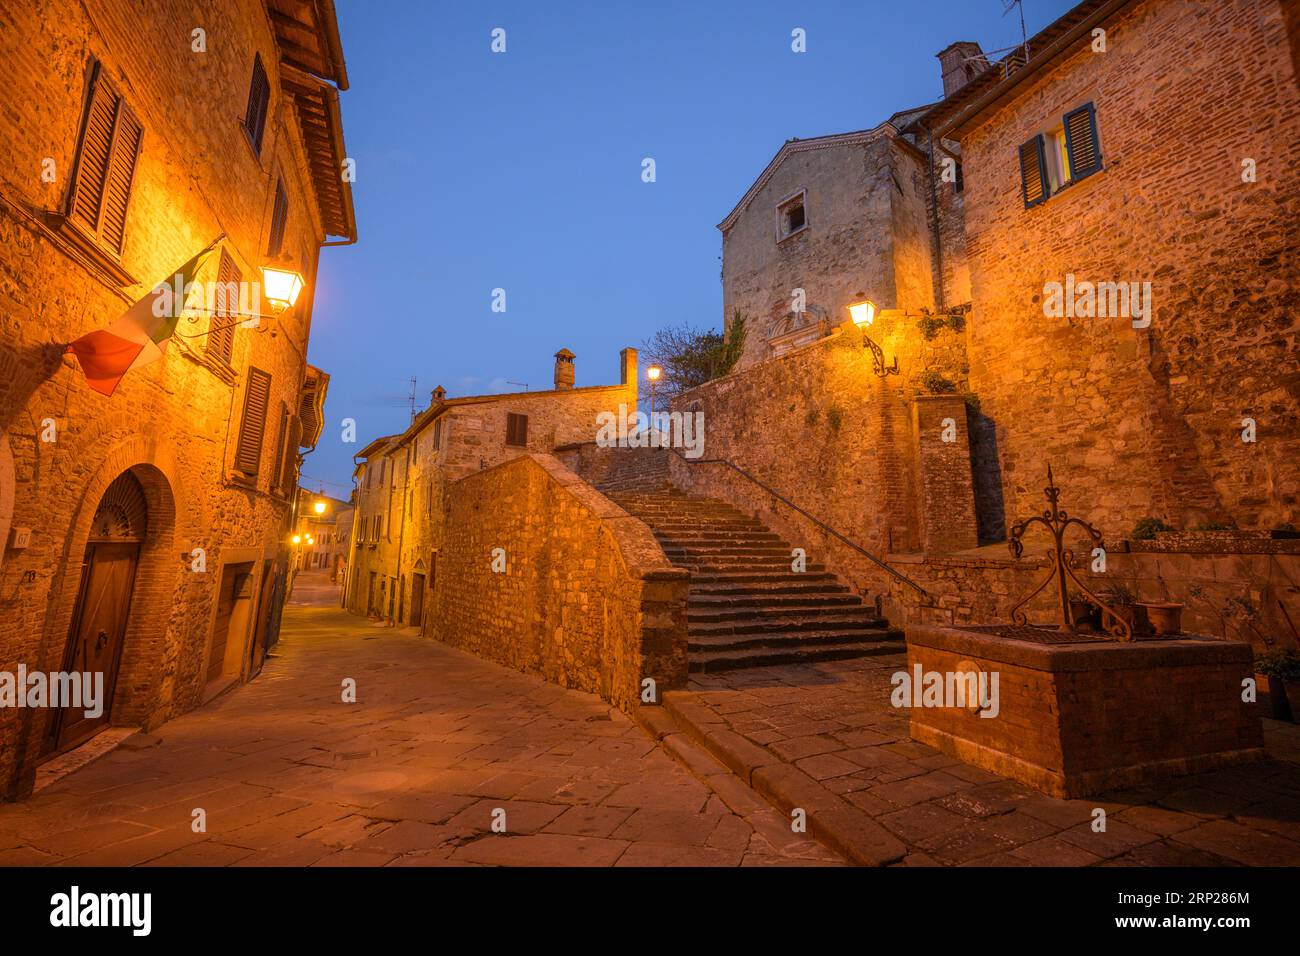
[66,237,223,396]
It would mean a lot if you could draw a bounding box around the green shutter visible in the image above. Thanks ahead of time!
[1063,103,1103,182]
[1019,136,1048,208]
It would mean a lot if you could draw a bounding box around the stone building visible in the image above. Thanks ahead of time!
[0,0,355,798]
[664,0,1300,643]
[344,348,639,629]
[719,93,977,369]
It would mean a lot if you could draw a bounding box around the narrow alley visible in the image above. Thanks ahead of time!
[0,573,840,867]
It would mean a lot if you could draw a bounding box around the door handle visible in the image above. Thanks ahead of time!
[95,630,109,650]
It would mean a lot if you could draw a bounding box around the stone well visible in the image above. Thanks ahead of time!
[904,623,1265,798]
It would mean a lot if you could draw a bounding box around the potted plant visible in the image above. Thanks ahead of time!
[1067,592,1097,629]
[1098,583,1149,635]
[1256,648,1300,722]
[1137,600,1185,636]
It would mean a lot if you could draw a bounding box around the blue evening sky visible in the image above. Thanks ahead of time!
[302,0,1075,497]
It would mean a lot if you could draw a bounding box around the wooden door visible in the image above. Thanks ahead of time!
[410,573,425,630]
[247,561,272,678]
[52,541,138,751]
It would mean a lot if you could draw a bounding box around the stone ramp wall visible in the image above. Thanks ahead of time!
[430,454,688,710]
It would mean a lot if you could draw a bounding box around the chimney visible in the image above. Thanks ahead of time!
[430,385,446,406]
[619,347,637,386]
[937,41,988,98]
[553,348,575,390]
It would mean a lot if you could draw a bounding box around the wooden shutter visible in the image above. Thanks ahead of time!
[69,61,143,254]
[506,412,528,447]
[243,54,270,154]
[234,367,273,475]
[1019,136,1048,208]
[267,179,288,256]
[207,250,240,364]
[269,402,289,491]
[281,416,302,495]
[1063,103,1102,182]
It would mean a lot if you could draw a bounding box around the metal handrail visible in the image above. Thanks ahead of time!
[668,449,929,597]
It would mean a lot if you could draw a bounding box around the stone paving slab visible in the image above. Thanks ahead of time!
[680,654,1300,866]
[0,581,838,867]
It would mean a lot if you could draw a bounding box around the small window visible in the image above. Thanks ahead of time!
[505,412,529,448]
[267,179,288,256]
[954,160,964,194]
[1019,102,1103,209]
[777,191,808,240]
[68,59,144,255]
[433,418,443,450]
[243,53,270,155]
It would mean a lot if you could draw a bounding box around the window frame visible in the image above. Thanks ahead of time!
[775,189,809,243]
[242,53,271,156]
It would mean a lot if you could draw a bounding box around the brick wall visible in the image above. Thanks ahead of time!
[0,0,343,798]
[429,454,688,711]
[956,0,1300,536]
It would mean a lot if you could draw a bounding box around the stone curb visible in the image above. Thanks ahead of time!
[662,691,907,867]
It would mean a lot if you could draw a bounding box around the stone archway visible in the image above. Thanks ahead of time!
[35,441,181,755]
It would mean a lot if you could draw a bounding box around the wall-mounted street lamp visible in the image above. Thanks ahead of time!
[262,266,305,314]
[313,499,327,516]
[647,364,662,416]
[291,534,302,545]
[848,294,898,378]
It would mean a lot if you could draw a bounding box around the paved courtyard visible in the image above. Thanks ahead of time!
[0,575,839,867]
[681,658,1300,866]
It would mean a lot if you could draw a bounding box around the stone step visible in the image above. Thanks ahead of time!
[688,592,861,611]
[688,609,884,633]
[690,580,852,597]
[689,640,902,673]
[690,569,834,584]
[688,626,899,653]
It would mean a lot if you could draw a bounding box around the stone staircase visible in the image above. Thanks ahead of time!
[593,451,901,673]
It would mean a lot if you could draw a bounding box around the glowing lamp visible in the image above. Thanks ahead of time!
[262,267,304,314]
[291,534,302,545]
[848,296,877,328]
[313,499,326,516]
[647,365,662,382]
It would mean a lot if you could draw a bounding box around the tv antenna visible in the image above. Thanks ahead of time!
[1003,0,1029,63]
[407,377,418,419]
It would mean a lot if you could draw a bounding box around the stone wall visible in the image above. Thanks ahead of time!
[670,318,972,559]
[430,454,688,711]
[956,0,1300,536]
[0,0,343,798]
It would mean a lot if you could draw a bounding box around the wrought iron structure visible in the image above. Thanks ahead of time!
[1007,465,1132,641]
[860,329,899,378]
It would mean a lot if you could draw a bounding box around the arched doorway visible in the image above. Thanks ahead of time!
[46,470,148,753]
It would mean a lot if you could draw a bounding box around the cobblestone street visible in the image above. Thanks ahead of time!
[676,659,1300,866]
[0,575,839,867]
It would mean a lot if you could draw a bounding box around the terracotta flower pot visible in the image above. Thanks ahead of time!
[1068,599,1096,628]
[1139,602,1184,637]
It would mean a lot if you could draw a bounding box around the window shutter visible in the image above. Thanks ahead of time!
[267,179,288,256]
[281,415,302,495]
[234,367,273,475]
[506,412,528,447]
[269,402,288,490]
[243,54,270,154]
[207,249,240,364]
[69,61,143,254]
[1063,103,1102,182]
[99,105,142,254]
[1019,135,1048,208]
